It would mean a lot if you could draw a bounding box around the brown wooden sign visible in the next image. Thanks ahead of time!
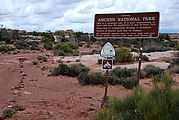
[94,12,159,38]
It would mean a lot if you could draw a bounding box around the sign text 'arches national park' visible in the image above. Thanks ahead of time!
[94,12,159,38]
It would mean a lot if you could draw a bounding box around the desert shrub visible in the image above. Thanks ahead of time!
[53,43,73,55]
[0,46,14,53]
[53,43,62,50]
[122,43,131,47]
[3,108,16,118]
[66,42,78,49]
[57,64,71,75]
[115,49,135,62]
[49,67,59,76]
[27,41,39,47]
[171,65,179,74]
[143,42,170,53]
[88,71,105,85]
[14,41,29,49]
[92,49,101,54]
[78,70,104,85]
[44,43,52,50]
[142,64,163,77]
[37,55,48,62]
[122,77,138,89]
[169,42,176,47]
[176,44,179,50]
[85,42,92,48]
[68,63,90,77]
[170,58,179,67]
[32,60,39,65]
[136,55,150,61]
[94,72,179,120]
[142,55,149,61]
[78,71,89,85]
[110,67,136,78]
[108,73,122,85]
[140,71,147,79]
[72,50,79,56]
[130,48,139,52]
[30,46,40,50]
[59,44,73,54]
[53,50,66,56]
[40,37,52,44]
[51,63,90,77]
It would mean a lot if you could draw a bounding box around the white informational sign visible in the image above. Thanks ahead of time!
[100,42,115,58]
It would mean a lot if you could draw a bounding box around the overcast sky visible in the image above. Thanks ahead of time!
[0,0,178,33]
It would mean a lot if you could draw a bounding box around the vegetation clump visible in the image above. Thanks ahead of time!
[0,45,14,53]
[115,49,135,62]
[142,64,163,78]
[95,72,179,120]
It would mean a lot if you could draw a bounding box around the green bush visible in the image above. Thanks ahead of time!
[94,72,179,120]
[53,43,62,50]
[68,63,90,77]
[88,71,105,85]
[108,73,122,85]
[49,67,59,76]
[143,42,170,53]
[171,65,179,74]
[176,44,179,50]
[115,49,135,62]
[142,64,163,77]
[110,67,136,78]
[72,50,79,56]
[122,43,131,47]
[14,42,29,49]
[51,63,90,77]
[57,64,71,75]
[53,50,66,56]
[142,55,149,61]
[3,108,16,118]
[78,70,104,85]
[32,60,39,65]
[44,43,52,50]
[27,41,39,47]
[169,42,176,47]
[37,55,48,62]
[66,42,78,49]
[170,58,179,67]
[122,77,138,89]
[140,71,147,79]
[0,46,14,53]
[78,71,89,85]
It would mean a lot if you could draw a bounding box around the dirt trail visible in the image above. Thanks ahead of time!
[0,59,19,113]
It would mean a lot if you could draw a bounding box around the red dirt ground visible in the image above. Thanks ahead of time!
[0,51,178,120]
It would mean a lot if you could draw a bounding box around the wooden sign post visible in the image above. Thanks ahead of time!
[94,12,160,107]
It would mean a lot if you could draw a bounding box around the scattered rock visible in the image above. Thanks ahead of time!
[24,92,32,95]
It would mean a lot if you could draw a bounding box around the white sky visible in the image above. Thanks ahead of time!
[0,0,178,33]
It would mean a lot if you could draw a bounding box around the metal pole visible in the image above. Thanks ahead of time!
[137,38,144,84]
[101,69,109,108]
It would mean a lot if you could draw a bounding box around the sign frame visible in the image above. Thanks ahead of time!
[94,12,160,39]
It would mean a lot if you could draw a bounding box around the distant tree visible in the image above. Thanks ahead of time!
[32,31,39,36]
